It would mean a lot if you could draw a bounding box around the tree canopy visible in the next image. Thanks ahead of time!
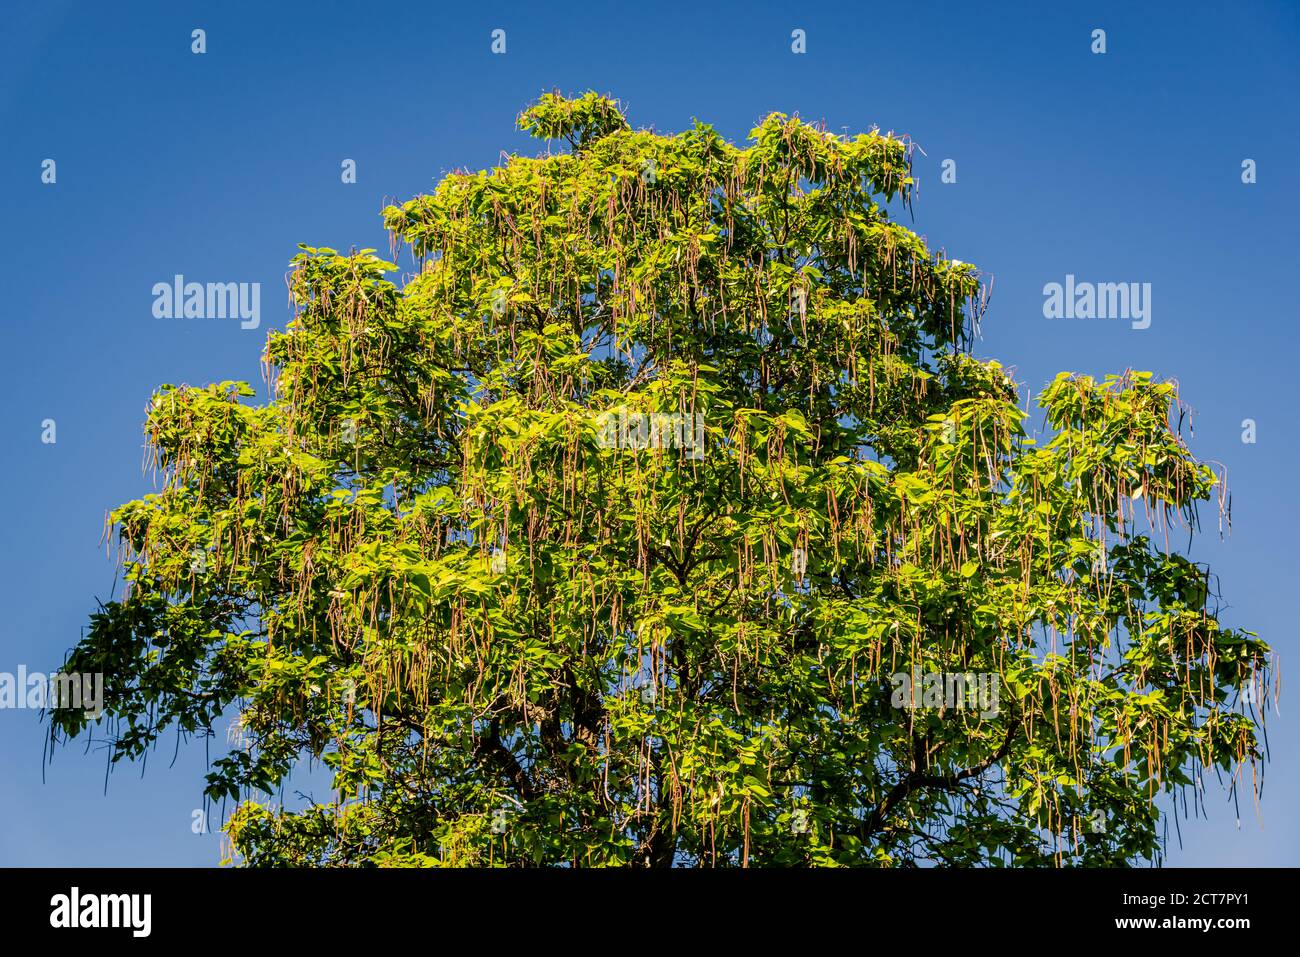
[51,92,1272,867]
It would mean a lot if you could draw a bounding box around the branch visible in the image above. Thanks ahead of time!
[859,708,1018,842]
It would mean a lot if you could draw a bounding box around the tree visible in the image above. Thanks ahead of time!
[51,92,1272,867]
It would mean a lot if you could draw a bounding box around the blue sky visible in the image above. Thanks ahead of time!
[1,0,1296,866]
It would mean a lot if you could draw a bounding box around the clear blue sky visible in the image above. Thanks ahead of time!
[1,0,1295,866]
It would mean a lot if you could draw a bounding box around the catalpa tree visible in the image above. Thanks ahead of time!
[52,92,1272,867]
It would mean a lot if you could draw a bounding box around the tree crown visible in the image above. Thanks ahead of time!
[52,92,1272,867]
